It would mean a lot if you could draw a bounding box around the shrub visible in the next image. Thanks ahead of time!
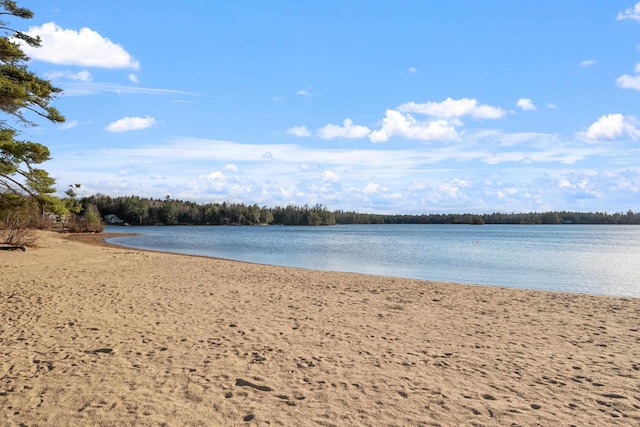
[64,205,104,233]
[0,212,38,246]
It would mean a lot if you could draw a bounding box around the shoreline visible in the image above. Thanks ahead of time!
[1,231,639,425]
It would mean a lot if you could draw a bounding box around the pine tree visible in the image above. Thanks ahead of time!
[1,1,65,218]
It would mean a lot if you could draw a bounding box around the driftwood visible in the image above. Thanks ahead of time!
[0,245,26,251]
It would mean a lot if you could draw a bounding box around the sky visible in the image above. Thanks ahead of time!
[9,1,640,214]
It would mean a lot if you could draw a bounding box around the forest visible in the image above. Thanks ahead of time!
[85,194,640,226]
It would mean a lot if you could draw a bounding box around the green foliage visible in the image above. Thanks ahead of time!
[161,195,177,224]
[0,128,59,212]
[333,210,640,225]
[1,2,64,127]
[0,1,35,20]
[65,204,104,233]
[88,195,337,226]
[82,204,103,232]
[62,184,82,214]
[87,194,640,227]
[0,1,66,229]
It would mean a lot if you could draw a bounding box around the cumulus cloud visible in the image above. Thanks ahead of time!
[516,98,537,111]
[19,22,140,69]
[294,97,507,145]
[614,62,640,90]
[398,97,506,119]
[438,178,470,199]
[128,74,139,84]
[287,126,311,137]
[364,182,380,194]
[616,73,640,90]
[106,115,156,132]
[322,170,340,183]
[580,113,640,141]
[369,110,459,143]
[198,171,226,192]
[557,175,601,200]
[618,2,640,21]
[297,89,312,96]
[316,118,371,140]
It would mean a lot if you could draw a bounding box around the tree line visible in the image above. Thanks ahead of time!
[87,194,337,226]
[333,210,640,225]
[85,194,640,226]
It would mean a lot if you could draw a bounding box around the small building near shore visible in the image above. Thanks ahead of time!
[104,214,125,225]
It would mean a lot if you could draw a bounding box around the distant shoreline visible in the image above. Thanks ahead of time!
[92,195,640,226]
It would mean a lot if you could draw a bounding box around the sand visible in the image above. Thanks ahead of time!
[1,231,639,426]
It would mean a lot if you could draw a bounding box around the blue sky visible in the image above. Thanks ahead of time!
[11,1,640,213]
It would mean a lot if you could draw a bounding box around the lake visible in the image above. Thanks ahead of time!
[105,224,640,298]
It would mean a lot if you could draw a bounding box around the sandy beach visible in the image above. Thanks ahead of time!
[1,231,639,426]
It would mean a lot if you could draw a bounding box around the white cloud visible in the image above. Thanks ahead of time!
[106,115,156,132]
[57,134,597,178]
[369,110,459,143]
[316,118,371,140]
[616,73,640,90]
[408,67,417,73]
[197,171,226,192]
[46,70,92,81]
[398,97,506,119]
[322,170,340,183]
[128,74,139,84]
[579,59,597,67]
[546,103,559,110]
[364,182,380,194]
[614,63,640,90]
[438,179,470,199]
[580,113,640,141]
[48,133,640,213]
[469,130,556,148]
[618,2,640,22]
[224,164,239,172]
[59,120,79,130]
[60,81,198,97]
[287,126,311,137]
[516,98,537,111]
[555,175,602,200]
[19,22,140,69]
[297,89,311,96]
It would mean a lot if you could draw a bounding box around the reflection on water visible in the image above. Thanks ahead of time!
[106,224,640,298]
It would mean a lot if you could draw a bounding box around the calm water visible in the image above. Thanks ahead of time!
[105,224,640,298]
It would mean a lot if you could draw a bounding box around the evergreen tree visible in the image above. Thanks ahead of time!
[1,1,65,217]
